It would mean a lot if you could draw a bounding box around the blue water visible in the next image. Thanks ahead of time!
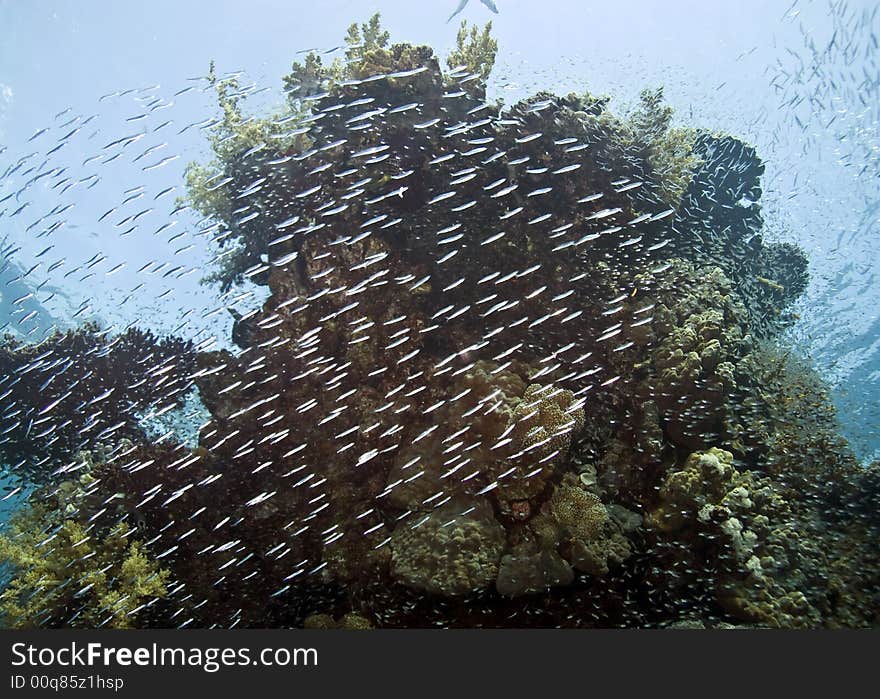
[2,0,876,461]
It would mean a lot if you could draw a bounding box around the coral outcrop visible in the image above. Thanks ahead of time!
[648,448,876,628]
[0,13,876,629]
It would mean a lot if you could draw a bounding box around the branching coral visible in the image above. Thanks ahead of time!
[626,88,702,208]
[447,21,498,88]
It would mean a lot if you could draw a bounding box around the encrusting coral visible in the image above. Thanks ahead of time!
[391,501,505,597]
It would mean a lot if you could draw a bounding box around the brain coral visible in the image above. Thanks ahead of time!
[390,500,505,597]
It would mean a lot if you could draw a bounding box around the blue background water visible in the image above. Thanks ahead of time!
[0,0,877,474]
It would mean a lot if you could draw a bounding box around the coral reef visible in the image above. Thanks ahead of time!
[0,14,876,630]
[496,543,574,597]
[647,447,877,627]
[381,360,584,513]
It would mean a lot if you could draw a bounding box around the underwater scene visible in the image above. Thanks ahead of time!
[0,0,878,629]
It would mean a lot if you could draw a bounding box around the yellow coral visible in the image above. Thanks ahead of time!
[446,21,498,85]
[626,88,701,208]
[547,478,610,544]
[0,502,169,629]
[500,383,585,502]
